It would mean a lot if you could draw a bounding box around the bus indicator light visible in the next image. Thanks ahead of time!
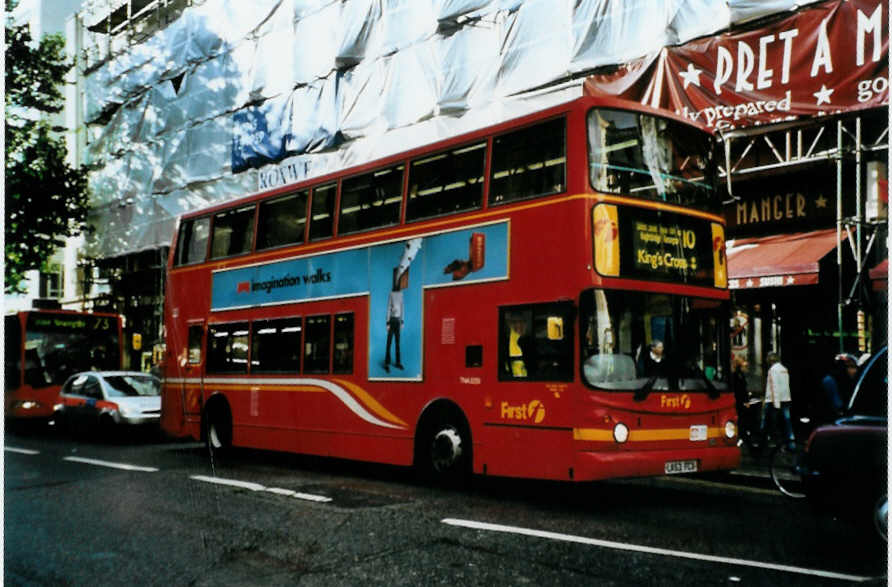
[592,204,620,276]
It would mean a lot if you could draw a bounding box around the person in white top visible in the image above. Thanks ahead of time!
[762,352,794,447]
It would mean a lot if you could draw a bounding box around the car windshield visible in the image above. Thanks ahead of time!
[587,109,718,212]
[580,288,730,396]
[103,375,160,398]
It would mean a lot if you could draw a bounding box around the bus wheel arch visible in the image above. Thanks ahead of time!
[414,399,472,485]
[203,393,232,455]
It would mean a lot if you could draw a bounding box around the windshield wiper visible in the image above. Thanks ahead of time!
[690,362,720,399]
[634,375,658,402]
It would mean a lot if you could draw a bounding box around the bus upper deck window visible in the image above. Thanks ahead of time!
[407,142,485,222]
[175,217,210,265]
[490,117,566,206]
[339,165,403,235]
[587,109,716,210]
[309,183,336,241]
[210,205,255,259]
[257,191,308,250]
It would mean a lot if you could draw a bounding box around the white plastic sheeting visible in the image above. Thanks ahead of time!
[82,0,819,257]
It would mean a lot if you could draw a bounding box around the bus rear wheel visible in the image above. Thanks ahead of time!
[204,401,232,463]
[416,407,471,486]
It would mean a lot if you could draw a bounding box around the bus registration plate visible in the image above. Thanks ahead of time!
[664,460,698,475]
[689,425,708,441]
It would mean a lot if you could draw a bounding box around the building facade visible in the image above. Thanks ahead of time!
[34,0,887,377]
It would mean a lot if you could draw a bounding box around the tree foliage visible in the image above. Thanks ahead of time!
[5,10,91,294]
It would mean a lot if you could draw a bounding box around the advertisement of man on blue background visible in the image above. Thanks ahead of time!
[367,223,508,380]
[211,222,508,381]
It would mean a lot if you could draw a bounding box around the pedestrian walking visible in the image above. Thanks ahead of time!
[819,352,859,421]
[763,352,794,447]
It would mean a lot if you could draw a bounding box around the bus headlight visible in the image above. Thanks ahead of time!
[613,422,629,444]
[724,420,737,439]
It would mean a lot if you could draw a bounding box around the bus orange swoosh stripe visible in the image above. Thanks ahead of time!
[333,379,408,429]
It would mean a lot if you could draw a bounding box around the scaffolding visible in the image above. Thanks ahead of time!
[721,108,889,352]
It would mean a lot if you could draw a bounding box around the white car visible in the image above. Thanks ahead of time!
[55,371,161,437]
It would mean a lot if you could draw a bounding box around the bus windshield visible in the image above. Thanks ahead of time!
[580,289,729,395]
[23,320,120,388]
[587,109,717,211]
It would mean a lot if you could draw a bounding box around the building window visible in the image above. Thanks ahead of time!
[39,269,62,298]
[490,117,566,206]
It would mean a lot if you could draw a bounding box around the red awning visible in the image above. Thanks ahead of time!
[869,258,888,291]
[726,229,844,290]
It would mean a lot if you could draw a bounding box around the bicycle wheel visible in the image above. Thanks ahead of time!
[769,441,806,499]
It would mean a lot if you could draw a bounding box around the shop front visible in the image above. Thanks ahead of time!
[724,165,879,418]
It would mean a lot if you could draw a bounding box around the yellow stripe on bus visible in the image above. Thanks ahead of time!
[573,428,615,442]
[574,427,721,442]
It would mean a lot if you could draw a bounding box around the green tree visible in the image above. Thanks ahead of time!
[5,7,91,294]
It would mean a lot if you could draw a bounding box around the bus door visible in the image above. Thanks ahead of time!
[181,322,206,426]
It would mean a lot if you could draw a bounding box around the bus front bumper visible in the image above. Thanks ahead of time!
[573,445,740,482]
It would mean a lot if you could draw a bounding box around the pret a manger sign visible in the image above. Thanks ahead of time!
[584,0,888,129]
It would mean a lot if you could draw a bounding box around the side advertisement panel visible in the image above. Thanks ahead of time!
[211,222,509,379]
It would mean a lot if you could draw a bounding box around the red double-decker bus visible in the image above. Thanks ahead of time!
[5,309,123,421]
[161,95,739,482]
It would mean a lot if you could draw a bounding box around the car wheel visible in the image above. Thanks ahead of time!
[99,414,118,442]
[874,494,887,543]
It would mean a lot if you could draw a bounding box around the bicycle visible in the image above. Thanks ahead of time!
[736,398,768,456]
[768,415,813,499]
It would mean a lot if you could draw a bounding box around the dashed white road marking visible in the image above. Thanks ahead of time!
[5,447,40,455]
[190,475,332,503]
[441,518,876,583]
[63,456,159,472]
